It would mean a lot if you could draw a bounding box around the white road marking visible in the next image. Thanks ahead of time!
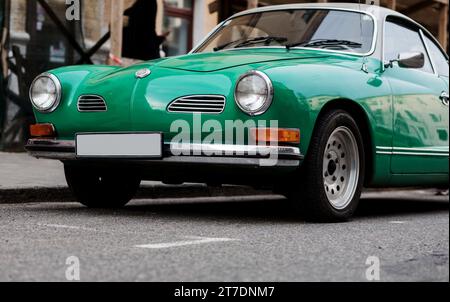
[136,236,238,249]
[37,223,97,232]
[389,221,407,224]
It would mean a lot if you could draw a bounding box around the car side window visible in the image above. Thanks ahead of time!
[423,35,449,77]
[385,20,433,74]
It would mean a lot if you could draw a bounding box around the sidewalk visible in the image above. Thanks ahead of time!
[0,152,190,191]
[0,152,170,190]
[0,152,67,190]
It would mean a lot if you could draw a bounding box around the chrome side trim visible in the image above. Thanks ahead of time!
[377,146,449,152]
[393,147,449,152]
[390,152,449,157]
[376,151,392,155]
[376,146,449,157]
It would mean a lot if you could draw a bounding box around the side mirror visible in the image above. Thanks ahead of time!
[398,52,425,68]
[386,52,425,69]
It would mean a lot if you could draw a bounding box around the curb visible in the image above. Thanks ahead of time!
[0,186,447,205]
[0,185,270,204]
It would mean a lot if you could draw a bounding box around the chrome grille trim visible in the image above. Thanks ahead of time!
[167,95,226,114]
[77,95,107,112]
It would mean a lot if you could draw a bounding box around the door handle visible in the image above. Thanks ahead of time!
[440,92,449,106]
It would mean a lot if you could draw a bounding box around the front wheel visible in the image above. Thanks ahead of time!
[287,110,365,222]
[64,165,141,208]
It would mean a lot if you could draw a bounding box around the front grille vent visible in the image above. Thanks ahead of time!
[167,95,226,114]
[77,95,107,112]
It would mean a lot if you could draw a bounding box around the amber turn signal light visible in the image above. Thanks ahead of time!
[30,123,56,138]
[251,128,300,144]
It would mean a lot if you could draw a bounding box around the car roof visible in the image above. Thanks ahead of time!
[231,3,412,23]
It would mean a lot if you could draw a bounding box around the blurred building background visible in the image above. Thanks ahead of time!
[0,0,448,151]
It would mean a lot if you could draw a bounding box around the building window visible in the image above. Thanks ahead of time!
[26,0,81,75]
[163,0,194,56]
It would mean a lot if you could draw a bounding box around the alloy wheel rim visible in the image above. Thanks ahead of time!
[323,126,360,210]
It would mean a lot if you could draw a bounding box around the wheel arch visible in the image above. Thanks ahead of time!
[313,98,375,186]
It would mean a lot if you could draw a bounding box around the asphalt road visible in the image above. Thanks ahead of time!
[0,189,448,282]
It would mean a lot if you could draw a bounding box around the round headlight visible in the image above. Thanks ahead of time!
[29,73,61,113]
[235,71,273,116]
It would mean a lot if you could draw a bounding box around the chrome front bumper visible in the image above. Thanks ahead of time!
[26,139,303,168]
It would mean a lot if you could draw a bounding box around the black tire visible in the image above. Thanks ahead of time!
[64,165,141,208]
[287,109,365,222]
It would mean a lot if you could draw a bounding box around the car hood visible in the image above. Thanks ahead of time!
[154,49,329,72]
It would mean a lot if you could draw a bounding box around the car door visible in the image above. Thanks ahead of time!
[422,33,450,173]
[423,32,450,105]
[383,18,449,174]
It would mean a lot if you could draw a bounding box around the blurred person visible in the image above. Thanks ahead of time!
[122,0,169,60]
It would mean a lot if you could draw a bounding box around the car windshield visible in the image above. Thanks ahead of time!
[195,9,375,54]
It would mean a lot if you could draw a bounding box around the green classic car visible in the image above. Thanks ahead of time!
[26,3,449,221]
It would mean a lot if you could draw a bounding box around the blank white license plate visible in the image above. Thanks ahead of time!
[76,133,162,158]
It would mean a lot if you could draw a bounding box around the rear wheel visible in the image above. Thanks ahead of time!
[287,110,365,222]
[64,165,141,208]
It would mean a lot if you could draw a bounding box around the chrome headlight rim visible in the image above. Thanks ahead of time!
[234,70,274,116]
[29,73,62,113]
